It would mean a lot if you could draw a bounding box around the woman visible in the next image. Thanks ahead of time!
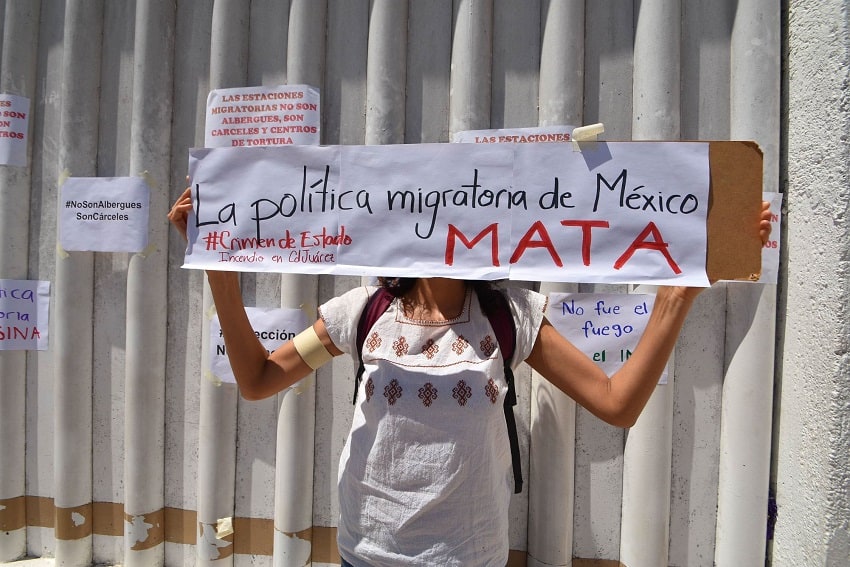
[169,187,771,567]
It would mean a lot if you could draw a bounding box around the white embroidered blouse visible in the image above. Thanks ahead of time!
[319,285,548,567]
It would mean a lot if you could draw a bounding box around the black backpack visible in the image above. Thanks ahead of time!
[352,286,524,493]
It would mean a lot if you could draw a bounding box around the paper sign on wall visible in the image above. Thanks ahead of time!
[210,307,308,384]
[452,125,574,144]
[758,192,782,284]
[0,94,30,167]
[546,292,667,384]
[184,142,711,286]
[59,177,151,252]
[0,279,50,351]
[205,85,320,148]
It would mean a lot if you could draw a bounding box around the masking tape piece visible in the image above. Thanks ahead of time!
[56,170,73,259]
[300,303,317,319]
[571,123,605,150]
[290,373,315,396]
[216,517,234,538]
[137,242,157,258]
[204,369,223,387]
[140,170,154,188]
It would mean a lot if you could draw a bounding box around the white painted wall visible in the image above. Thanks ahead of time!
[773,0,850,564]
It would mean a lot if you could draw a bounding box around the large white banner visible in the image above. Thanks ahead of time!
[184,142,711,286]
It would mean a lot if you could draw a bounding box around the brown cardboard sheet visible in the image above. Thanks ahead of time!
[706,141,764,281]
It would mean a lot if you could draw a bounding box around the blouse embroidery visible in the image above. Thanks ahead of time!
[418,382,438,407]
[393,336,409,357]
[452,380,472,406]
[366,331,381,353]
[421,338,439,359]
[384,378,402,405]
[480,334,496,357]
[452,335,469,354]
[394,288,473,326]
[485,378,499,404]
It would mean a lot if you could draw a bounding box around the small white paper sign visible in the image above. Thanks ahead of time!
[758,192,782,284]
[452,125,574,144]
[205,85,320,148]
[0,279,50,351]
[210,307,308,384]
[60,177,151,252]
[546,292,667,384]
[0,94,30,167]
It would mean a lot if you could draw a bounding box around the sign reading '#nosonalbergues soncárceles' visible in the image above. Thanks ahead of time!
[183,141,713,286]
[59,176,151,253]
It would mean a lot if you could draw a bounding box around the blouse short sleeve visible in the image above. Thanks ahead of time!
[318,286,375,355]
[504,286,549,368]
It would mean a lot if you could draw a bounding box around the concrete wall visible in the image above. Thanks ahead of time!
[773,0,850,564]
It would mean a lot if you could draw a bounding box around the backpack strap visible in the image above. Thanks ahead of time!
[353,287,395,404]
[477,287,523,494]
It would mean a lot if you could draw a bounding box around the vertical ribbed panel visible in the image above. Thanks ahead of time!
[539,0,584,127]
[715,0,781,564]
[0,0,40,562]
[449,0,493,135]
[365,0,408,145]
[527,3,584,566]
[620,2,680,566]
[238,5,288,567]
[123,1,175,566]
[164,2,213,565]
[491,0,540,128]
[672,4,734,564]
[269,3,325,565]
[574,2,634,560]
[197,2,249,565]
[405,2,451,143]
[53,2,103,566]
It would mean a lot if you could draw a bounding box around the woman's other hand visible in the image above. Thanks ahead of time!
[167,182,193,242]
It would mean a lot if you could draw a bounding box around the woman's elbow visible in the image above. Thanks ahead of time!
[239,387,267,402]
[607,412,639,429]
[237,377,275,401]
[595,404,641,429]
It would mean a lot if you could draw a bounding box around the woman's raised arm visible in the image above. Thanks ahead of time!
[168,184,342,400]
[527,200,773,426]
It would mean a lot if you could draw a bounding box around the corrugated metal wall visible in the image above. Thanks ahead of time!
[0,1,780,566]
